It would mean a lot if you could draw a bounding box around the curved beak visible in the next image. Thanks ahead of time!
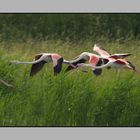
[126,61,136,71]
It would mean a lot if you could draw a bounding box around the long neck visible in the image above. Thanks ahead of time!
[63,59,77,68]
[66,53,89,64]
[80,63,110,69]
[63,59,70,64]
[94,63,110,69]
[67,57,82,63]
[10,56,45,65]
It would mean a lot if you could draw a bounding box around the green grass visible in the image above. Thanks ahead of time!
[0,39,140,126]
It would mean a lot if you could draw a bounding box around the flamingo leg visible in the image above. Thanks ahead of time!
[0,79,13,88]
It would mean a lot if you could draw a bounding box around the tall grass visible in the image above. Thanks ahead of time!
[0,39,140,126]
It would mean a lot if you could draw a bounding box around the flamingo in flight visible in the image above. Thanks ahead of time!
[65,44,136,75]
[65,52,106,75]
[77,58,136,72]
[77,44,137,73]
[11,53,72,76]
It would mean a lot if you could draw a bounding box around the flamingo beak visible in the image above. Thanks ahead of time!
[126,61,135,71]
[128,65,135,70]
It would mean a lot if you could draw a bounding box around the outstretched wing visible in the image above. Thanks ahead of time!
[52,57,64,75]
[93,44,110,57]
[93,44,132,60]
[30,54,46,76]
[91,57,103,76]
[110,53,132,59]
[127,61,135,70]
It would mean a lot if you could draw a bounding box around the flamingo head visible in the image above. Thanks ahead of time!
[126,61,140,75]
[114,59,135,71]
[126,61,136,71]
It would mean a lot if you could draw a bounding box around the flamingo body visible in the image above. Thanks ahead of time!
[73,44,136,74]
[11,53,64,76]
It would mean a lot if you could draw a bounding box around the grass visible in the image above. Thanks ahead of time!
[0,39,140,126]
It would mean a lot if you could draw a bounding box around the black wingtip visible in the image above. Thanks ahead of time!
[53,57,63,75]
[127,61,135,70]
[30,72,34,77]
[93,69,102,76]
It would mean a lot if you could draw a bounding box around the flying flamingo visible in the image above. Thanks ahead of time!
[77,58,136,72]
[11,53,73,76]
[76,44,137,73]
[66,44,136,75]
[65,52,107,75]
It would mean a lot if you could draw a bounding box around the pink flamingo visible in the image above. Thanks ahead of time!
[77,44,137,73]
[11,53,72,76]
[66,44,136,75]
[77,58,136,72]
[65,52,106,75]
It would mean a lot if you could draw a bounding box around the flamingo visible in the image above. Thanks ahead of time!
[66,44,136,75]
[65,52,107,75]
[11,53,73,76]
[77,58,136,72]
[76,44,137,73]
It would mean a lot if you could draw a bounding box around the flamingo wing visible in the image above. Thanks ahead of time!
[93,44,110,57]
[90,56,103,76]
[110,53,132,59]
[52,57,64,75]
[114,59,127,65]
[127,61,135,70]
[30,54,46,76]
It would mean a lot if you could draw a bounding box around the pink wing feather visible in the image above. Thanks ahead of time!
[93,44,110,57]
[89,55,100,66]
[51,53,62,67]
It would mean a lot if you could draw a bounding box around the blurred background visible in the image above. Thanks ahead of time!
[0,13,139,42]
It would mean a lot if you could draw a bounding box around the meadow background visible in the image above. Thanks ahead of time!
[0,14,140,126]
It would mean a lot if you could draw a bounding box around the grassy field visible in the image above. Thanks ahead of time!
[0,39,140,126]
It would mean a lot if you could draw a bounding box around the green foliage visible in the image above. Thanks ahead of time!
[0,14,140,41]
